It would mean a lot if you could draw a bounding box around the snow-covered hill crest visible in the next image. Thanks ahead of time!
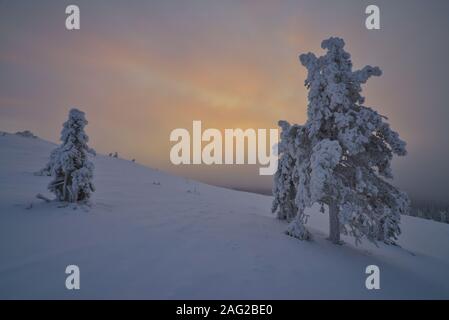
[0,133,448,299]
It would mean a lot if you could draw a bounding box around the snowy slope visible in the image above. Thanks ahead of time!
[0,133,448,299]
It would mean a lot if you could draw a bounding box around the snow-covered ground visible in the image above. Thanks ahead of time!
[0,133,448,299]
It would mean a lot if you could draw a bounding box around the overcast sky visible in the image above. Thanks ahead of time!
[1,0,449,203]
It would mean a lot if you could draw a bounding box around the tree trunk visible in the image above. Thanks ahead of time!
[62,172,68,202]
[328,201,341,244]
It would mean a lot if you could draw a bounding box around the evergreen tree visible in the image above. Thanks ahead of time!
[48,109,95,202]
[272,37,409,245]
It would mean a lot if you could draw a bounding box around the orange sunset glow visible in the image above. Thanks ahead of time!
[1,0,449,201]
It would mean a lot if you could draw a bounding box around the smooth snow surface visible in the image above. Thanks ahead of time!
[1,133,448,299]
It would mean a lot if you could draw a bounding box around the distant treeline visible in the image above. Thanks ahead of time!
[232,186,449,225]
[407,198,449,224]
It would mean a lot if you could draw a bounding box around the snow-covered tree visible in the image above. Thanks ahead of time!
[272,37,410,245]
[48,108,96,202]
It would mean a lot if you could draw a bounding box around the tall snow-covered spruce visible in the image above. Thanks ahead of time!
[48,109,96,202]
[272,37,409,245]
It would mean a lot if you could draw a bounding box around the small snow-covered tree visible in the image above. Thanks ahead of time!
[272,37,409,245]
[48,108,96,202]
